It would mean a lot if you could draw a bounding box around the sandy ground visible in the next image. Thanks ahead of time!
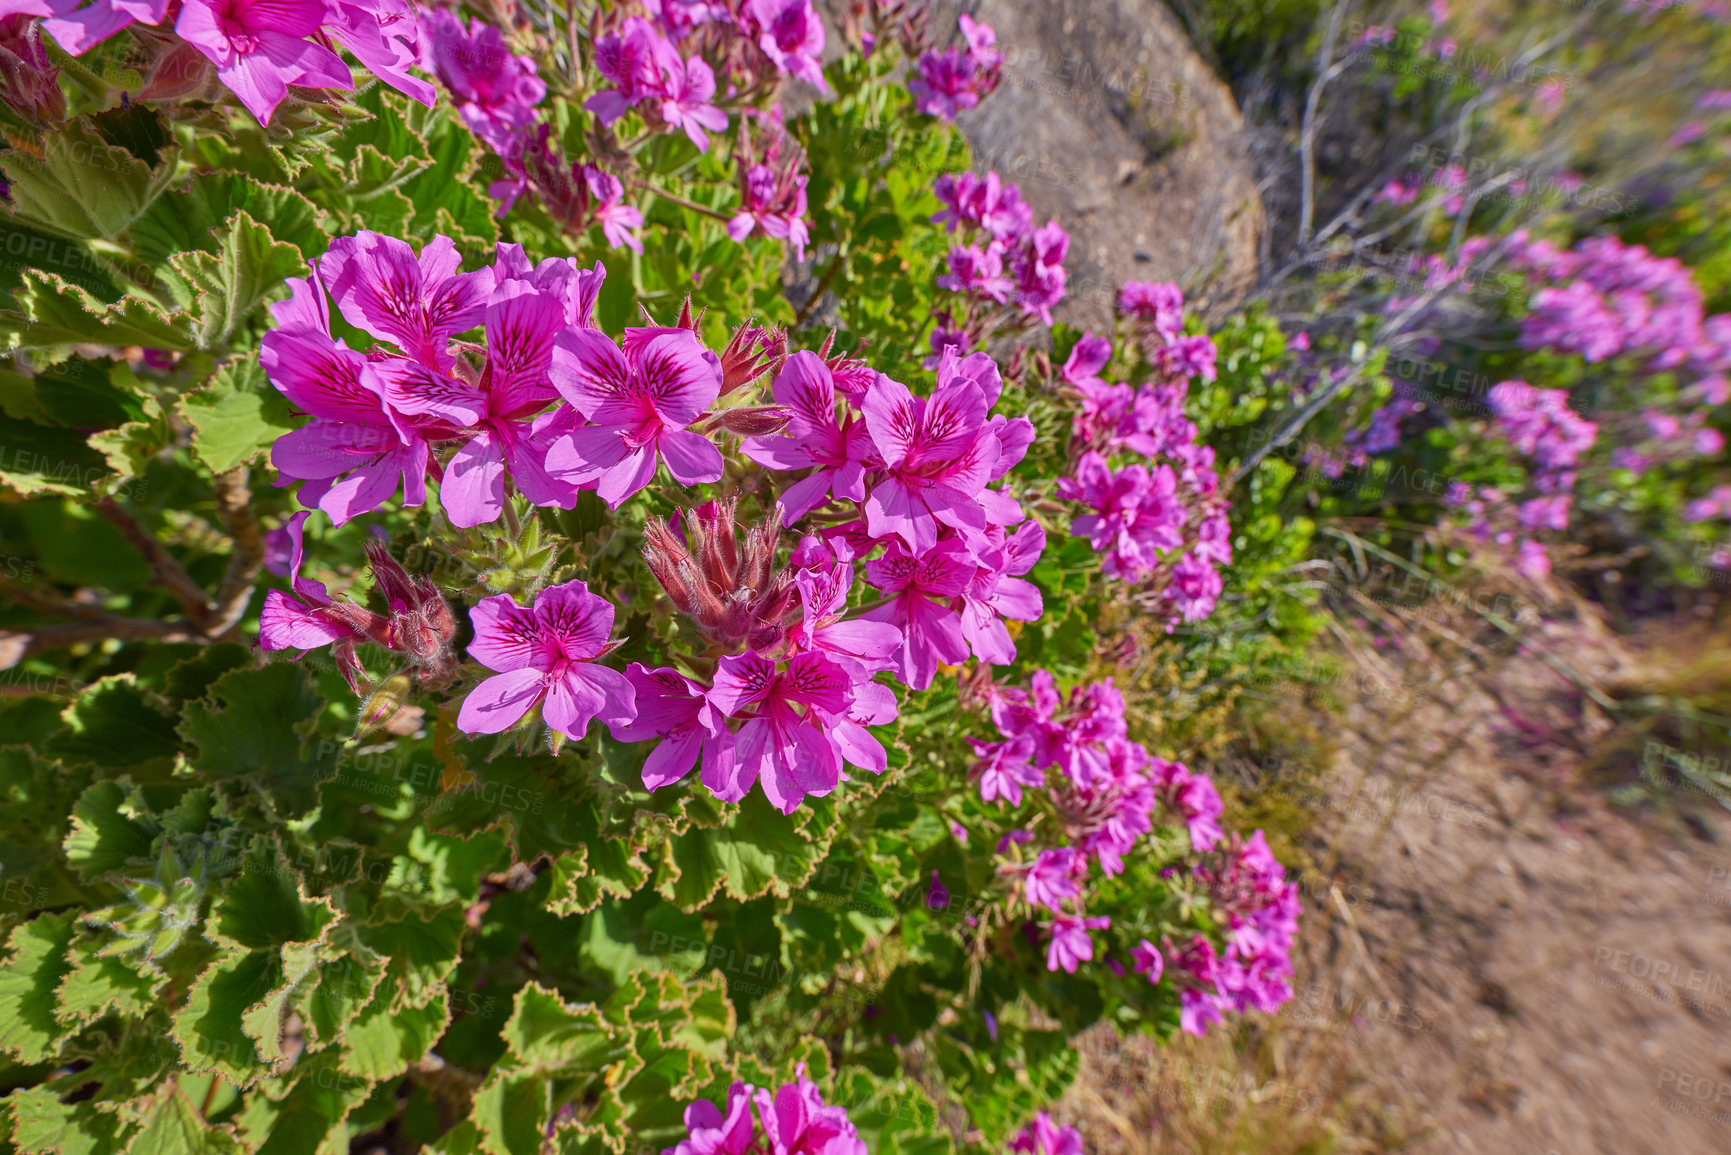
[1063,594,1731,1153]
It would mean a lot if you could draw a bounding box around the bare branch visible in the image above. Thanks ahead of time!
[206,468,266,639]
[1297,0,1351,248]
[95,495,215,627]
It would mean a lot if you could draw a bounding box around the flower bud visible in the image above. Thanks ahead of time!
[0,16,63,125]
[719,323,788,395]
[702,405,794,438]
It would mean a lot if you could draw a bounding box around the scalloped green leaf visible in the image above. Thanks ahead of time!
[126,1086,246,1155]
[0,120,180,240]
[177,354,298,474]
[178,664,336,817]
[0,912,75,1062]
[159,210,303,350]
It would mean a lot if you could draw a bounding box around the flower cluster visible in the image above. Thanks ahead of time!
[1171,831,1301,1036]
[961,670,1299,1032]
[908,12,1001,122]
[419,9,546,155]
[1442,382,1598,580]
[263,231,610,529]
[261,231,1051,816]
[1007,1113,1083,1155]
[9,0,433,123]
[418,2,823,259]
[969,670,1227,967]
[931,169,1070,331]
[664,1065,866,1155]
[1056,289,1231,629]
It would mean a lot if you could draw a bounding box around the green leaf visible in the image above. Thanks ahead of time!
[130,171,328,265]
[54,936,166,1027]
[170,945,275,1084]
[48,675,182,772]
[660,794,840,910]
[209,840,338,951]
[2,269,193,353]
[0,411,111,496]
[64,779,159,881]
[352,907,465,1010]
[296,952,385,1051]
[8,1085,133,1155]
[236,1051,373,1155]
[500,983,616,1075]
[338,986,448,1080]
[178,354,298,473]
[0,912,76,1062]
[179,664,336,817]
[126,1087,246,1155]
[159,210,303,349]
[0,120,180,239]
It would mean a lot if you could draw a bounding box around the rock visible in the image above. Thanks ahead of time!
[933,0,1266,330]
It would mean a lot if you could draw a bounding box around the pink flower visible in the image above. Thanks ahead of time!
[753,1064,865,1155]
[707,651,866,814]
[667,1083,756,1155]
[1059,451,1185,581]
[1131,939,1164,983]
[859,353,1007,553]
[970,736,1043,807]
[1024,847,1084,912]
[1008,1113,1083,1155]
[321,231,495,372]
[611,664,736,794]
[1045,914,1110,973]
[325,0,436,108]
[658,52,729,149]
[456,580,637,740]
[582,165,645,252]
[261,274,431,526]
[931,171,1031,245]
[745,0,826,91]
[1060,333,1113,389]
[741,351,872,520]
[861,540,972,691]
[926,870,951,909]
[957,521,1045,665]
[175,0,354,124]
[1180,987,1226,1036]
[546,325,725,507]
[421,9,545,153]
[1117,280,1185,340]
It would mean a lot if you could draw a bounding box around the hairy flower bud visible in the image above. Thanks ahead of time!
[0,16,63,125]
[642,500,800,651]
[700,405,794,438]
[719,323,788,395]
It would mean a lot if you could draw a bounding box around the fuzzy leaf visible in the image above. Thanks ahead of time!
[0,912,76,1062]
[179,664,337,817]
[8,1086,133,1155]
[338,987,449,1080]
[0,121,180,239]
[54,936,166,1028]
[160,210,303,349]
[1,269,194,353]
[178,354,298,473]
[63,780,159,881]
[170,945,276,1084]
[47,675,182,773]
[126,1087,246,1155]
[130,171,328,265]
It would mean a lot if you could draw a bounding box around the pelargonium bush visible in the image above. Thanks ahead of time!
[0,3,1308,1151]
